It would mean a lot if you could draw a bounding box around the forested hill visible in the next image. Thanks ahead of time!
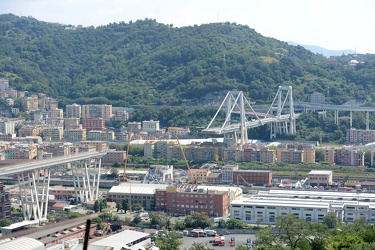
[1,13,375,108]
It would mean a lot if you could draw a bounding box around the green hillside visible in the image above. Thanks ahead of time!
[2,13,375,108]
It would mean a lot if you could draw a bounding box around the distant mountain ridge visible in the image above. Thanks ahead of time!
[287,41,356,57]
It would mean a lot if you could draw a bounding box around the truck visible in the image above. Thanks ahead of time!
[220,236,225,246]
[204,229,217,236]
[213,236,220,246]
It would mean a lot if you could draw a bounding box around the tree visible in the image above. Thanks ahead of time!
[101,199,108,211]
[132,203,143,212]
[186,242,213,250]
[116,202,122,212]
[174,220,185,231]
[323,214,339,229]
[275,214,310,250]
[184,212,212,229]
[93,200,100,212]
[0,219,12,227]
[122,198,130,212]
[155,231,183,250]
[256,226,278,248]
[133,216,142,225]
[109,168,119,179]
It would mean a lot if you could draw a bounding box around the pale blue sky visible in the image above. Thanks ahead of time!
[1,0,374,53]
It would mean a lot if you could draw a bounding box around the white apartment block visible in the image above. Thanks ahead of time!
[0,78,9,92]
[231,190,375,225]
[0,121,15,135]
[142,120,160,133]
[66,103,82,118]
[221,165,239,184]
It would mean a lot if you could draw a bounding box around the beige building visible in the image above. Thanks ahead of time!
[86,130,115,141]
[190,169,211,184]
[127,122,142,133]
[4,144,37,159]
[41,126,64,141]
[64,118,81,129]
[347,128,375,144]
[22,96,39,111]
[49,109,64,119]
[102,150,126,165]
[167,127,190,138]
[64,128,86,141]
[277,143,315,163]
[18,125,42,137]
[81,104,112,119]
[308,170,333,187]
[66,103,81,118]
[80,141,108,152]
[324,147,365,166]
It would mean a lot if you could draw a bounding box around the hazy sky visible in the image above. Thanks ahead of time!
[1,0,374,53]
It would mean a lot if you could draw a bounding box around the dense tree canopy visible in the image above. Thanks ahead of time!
[1,13,375,110]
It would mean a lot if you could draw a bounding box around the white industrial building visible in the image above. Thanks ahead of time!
[231,190,375,224]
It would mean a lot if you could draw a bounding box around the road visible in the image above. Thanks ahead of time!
[180,234,256,249]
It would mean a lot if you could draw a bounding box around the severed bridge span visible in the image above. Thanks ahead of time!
[203,86,375,147]
[203,86,300,146]
[0,151,106,222]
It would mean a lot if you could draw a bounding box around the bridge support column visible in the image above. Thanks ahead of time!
[350,111,353,128]
[366,111,370,130]
[334,110,339,125]
[224,132,238,147]
[18,169,50,222]
[72,158,101,203]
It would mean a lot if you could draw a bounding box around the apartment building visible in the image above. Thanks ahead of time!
[81,104,112,120]
[308,92,325,104]
[22,96,39,111]
[277,143,315,163]
[102,150,126,165]
[308,170,333,187]
[39,142,71,157]
[66,103,82,118]
[0,182,11,219]
[0,78,9,92]
[347,128,375,144]
[41,126,64,141]
[49,109,64,119]
[86,130,115,141]
[143,140,178,159]
[64,118,81,130]
[324,147,365,166]
[222,144,276,163]
[128,122,142,133]
[167,127,190,138]
[155,186,230,217]
[18,125,42,137]
[80,141,108,151]
[64,128,86,141]
[0,120,15,135]
[190,169,211,184]
[142,120,160,133]
[114,110,129,121]
[82,118,105,131]
[4,144,37,159]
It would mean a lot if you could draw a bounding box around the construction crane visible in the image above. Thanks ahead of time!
[118,130,132,182]
[236,175,253,187]
[175,134,195,184]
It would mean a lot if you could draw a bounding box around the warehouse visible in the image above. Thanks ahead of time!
[231,193,375,225]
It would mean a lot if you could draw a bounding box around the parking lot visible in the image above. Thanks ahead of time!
[180,234,256,249]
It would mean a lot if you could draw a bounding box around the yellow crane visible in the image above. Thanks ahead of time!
[175,135,195,184]
[236,174,253,187]
[120,130,132,182]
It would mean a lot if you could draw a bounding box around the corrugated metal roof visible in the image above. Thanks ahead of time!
[92,229,149,247]
[0,237,45,250]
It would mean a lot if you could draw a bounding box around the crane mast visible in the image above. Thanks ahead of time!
[175,135,195,183]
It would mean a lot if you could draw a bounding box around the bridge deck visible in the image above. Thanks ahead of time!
[0,151,107,176]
